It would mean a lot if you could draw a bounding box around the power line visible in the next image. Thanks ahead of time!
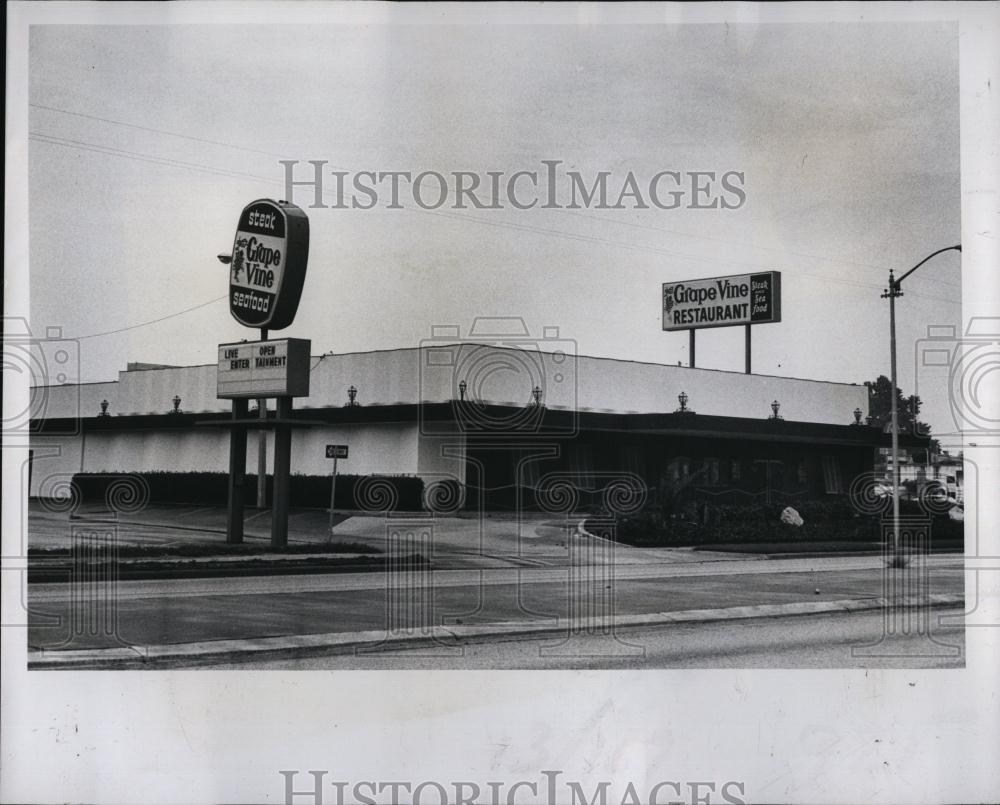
[558,208,963,290]
[30,132,279,184]
[30,103,292,159]
[30,126,961,305]
[74,295,227,340]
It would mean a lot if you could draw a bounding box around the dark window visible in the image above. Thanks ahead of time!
[708,458,720,485]
[822,456,844,494]
[797,459,809,485]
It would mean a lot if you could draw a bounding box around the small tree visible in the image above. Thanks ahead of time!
[864,375,938,456]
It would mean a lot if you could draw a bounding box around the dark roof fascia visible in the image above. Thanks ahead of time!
[31,402,929,448]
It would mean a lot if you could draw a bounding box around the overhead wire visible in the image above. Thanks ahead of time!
[29,104,963,332]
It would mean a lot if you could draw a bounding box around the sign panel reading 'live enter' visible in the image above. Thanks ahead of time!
[229,199,309,329]
[217,338,311,398]
[662,271,781,331]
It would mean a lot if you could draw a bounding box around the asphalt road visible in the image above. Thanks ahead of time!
[27,556,964,655]
[212,607,966,669]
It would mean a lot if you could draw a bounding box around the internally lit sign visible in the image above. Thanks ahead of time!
[662,271,781,331]
[217,338,311,398]
[229,199,309,329]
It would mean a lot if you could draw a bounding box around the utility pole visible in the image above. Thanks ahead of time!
[882,244,961,566]
[882,271,903,562]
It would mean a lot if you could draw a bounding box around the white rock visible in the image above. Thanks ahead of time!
[780,506,804,527]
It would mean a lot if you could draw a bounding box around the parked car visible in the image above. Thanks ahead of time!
[874,480,906,498]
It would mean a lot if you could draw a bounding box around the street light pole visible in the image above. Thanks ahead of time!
[882,244,961,565]
[884,270,902,561]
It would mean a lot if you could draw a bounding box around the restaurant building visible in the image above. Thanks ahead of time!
[28,339,920,511]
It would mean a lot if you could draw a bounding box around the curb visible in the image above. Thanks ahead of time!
[27,593,965,669]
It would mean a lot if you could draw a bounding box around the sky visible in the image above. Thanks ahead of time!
[26,21,963,433]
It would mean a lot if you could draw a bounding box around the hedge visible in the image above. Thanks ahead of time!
[70,471,430,512]
[587,498,964,547]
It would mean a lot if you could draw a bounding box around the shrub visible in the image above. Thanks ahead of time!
[70,471,428,511]
[589,495,964,547]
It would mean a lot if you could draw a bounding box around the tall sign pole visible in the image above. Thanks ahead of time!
[220,198,311,547]
[225,398,249,543]
[271,396,293,547]
[745,323,751,374]
[257,327,268,509]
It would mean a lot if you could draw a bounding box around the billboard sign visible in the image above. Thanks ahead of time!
[662,271,781,331]
[217,338,311,399]
[229,199,310,329]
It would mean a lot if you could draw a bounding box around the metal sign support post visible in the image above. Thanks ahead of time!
[271,396,293,548]
[325,445,348,539]
[257,327,268,509]
[226,398,249,543]
[328,456,338,538]
[745,323,751,374]
[688,329,696,368]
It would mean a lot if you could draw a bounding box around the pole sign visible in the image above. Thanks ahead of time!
[229,199,310,329]
[217,338,311,398]
[662,271,781,331]
[326,445,349,459]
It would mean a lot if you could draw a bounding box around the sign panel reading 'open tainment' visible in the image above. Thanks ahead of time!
[229,199,310,329]
[217,338,311,398]
[662,271,781,331]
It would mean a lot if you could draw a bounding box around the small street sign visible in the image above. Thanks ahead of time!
[325,444,349,539]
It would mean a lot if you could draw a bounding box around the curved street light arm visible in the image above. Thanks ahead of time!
[895,244,961,288]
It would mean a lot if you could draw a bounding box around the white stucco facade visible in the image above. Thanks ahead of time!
[28,344,868,497]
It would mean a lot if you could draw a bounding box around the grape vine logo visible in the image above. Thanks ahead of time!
[231,237,248,283]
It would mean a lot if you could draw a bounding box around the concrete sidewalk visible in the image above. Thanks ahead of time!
[28,594,964,669]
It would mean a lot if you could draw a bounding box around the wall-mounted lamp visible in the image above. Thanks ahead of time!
[347,385,358,407]
[769,400,783,420]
